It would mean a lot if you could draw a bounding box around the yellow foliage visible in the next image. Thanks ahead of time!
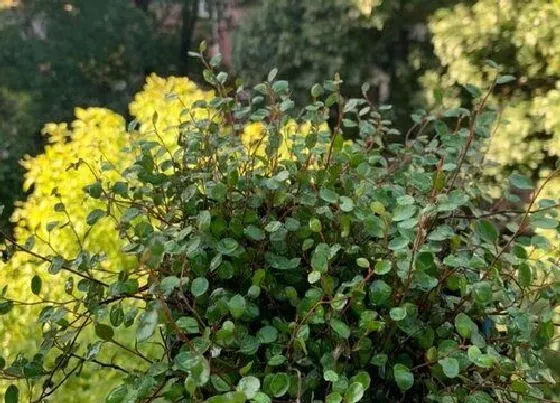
[0,75,212,402]
[129,73,214,150]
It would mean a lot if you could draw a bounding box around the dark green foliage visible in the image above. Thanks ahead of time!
[0,0,203,230]
[0,0,154,229]
[1,51,559,402]
[232,0,462,124]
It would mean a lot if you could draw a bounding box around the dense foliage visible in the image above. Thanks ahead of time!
[0,0,153,229]
[0,0,207,230]
[1,49,559,402]
[0,75,212,402]
[232,0,461,123]
[425,0,560,194]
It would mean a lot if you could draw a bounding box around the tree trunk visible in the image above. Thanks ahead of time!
[134,0,151,12]
[180,0,200,75]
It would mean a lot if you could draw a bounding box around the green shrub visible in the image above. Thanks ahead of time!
[1,49,559,402]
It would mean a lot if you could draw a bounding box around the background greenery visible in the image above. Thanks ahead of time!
[3,0,559,230]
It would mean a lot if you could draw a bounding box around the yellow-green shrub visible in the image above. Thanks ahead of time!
[0,74,212,402]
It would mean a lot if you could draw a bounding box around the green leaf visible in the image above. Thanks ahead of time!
[438,357,459,378]
[110,305,124,327]
[311,243,330,272]
[496,75,516,84]
[311,83,324,98]
[474,220,499,243]
[267,354,286,366]
[84,181,102,199]
[343,382,364,403]
[467,345,482,362]
[370,353,388,367]
[210,253,222,272]
[393,364,414,391]
[237,376,260,399]
[190,358,211,387]
[31,275,42,295]
[176,316,199,334]
[86,209,105,225]
[356,258,369,268]
[339,196,354,212]
[191,277,209,297]
[208,182,228,201]
[472,281,492,305]
[267,68,278,82]
[160,276,181,296]
[374,259,391,275]
[443,108,470,118]
[330,318,351,339]
[464,84,482,98]
[217,238,239,255]
[272,80,289,94]
[274,170,290,182]
[389,307,407,322]
[320,188,339,203]
[350,371,371,391]
[137,307,158,342]
[45,221,59,232]
[409,172,433,192]
[530,217,559,230]
[265,221,282,232]
[284,218,300,231]
[508,172,533,190]
[465,391,494,403]
[326,392,343,403]
[95,324,114,341]
[238,335,260,355]
[244,225,266,241]
[467,345,494,369]
[324,370,339,382]
[454,313,474,338]
[198,210,211,231]
[105,385,127,403]
[309,218,322,232]
[392,204,416,222]
[369,280,392,306]
[211,374,231,392]
[209,392,251,403]
[0,301,13,315]
[263,372,289,398]
[175,351,202,372]
[228,295,246,318]
[257,325,277,344]
[542,349,560,378]
[388,237,409,250]
[4,384,18,403]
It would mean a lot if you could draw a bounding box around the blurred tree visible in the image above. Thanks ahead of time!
[424,0,560,190]
[0,0,155,230]
[232,0,462,125]
[0,0,212,231]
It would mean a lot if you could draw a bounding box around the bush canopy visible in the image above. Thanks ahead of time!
[0,48,559,402]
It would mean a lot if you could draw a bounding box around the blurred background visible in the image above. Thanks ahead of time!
[1,0,559,232]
